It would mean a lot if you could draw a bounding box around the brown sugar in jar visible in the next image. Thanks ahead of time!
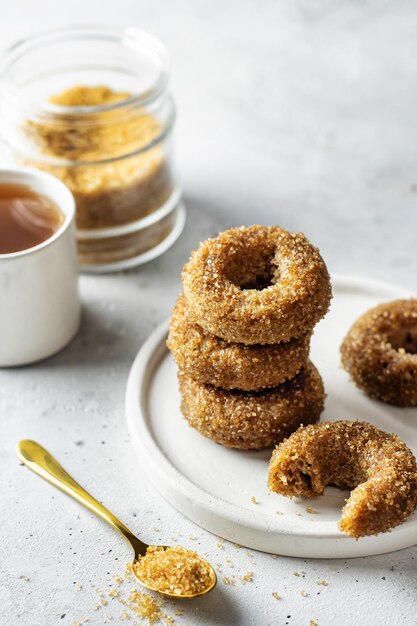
[0,27,185,271]
[25,85,174,231]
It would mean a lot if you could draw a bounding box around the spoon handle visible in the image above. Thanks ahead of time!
[16,439,148,557]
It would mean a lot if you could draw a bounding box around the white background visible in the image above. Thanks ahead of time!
[1,1,417,625]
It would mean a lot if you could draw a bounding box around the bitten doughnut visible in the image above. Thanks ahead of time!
[268,421,417,537]
[182,225,332,344]
[168,294,311,390]
[341,299,417,406]
[178,361,325,449]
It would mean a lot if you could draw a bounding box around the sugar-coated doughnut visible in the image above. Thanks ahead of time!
[268,420,417,537]
[178,361,325,450]
[182,225,332,344]
[341,299,417,406]
[168,294,311,390]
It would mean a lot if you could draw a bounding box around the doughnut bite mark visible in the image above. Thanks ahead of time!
[268,421,417,537]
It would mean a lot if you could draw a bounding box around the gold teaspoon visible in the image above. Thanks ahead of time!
[16,439,217,599]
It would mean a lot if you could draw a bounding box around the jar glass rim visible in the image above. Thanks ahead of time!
[0,25,170,116]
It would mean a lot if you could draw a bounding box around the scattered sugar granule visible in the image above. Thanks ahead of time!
[310,620,318,626]
[123,589,170,625]
[271,554,278,560]
[233,543,242,549]
[241,571,253,583]
[113,575,123,585]
[272,592,281,601]
[153,527,160,532]
[276,511,283,516]
[294,571,300,577]
[306,507,316,514]
[125,563,135,580]
[300,591,310,598]
[317,580,328,587]
[251,496,258,504]
[108,589,120,598]
[120,614,130,622]
[295,511,302,517]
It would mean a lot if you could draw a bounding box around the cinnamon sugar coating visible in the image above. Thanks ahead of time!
[168,294,311,390]
[268,421,417,537]
[179,361,325,449]
[341,299,417,406]
[182,225,332,344]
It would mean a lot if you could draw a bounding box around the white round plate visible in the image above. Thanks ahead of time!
[126,275,417,558]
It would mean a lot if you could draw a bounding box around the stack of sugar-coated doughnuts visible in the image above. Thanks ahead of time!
[167,225,332,449]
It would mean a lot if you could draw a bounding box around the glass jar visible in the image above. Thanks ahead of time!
[0,26,185,272]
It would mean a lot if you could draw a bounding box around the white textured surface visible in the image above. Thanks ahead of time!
[1,2,417,625]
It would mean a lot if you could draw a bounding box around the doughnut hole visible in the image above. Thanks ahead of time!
[387,322,417,354]
[223,239,279,291]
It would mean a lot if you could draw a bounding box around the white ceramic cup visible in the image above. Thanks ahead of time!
[0,168,81,366]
